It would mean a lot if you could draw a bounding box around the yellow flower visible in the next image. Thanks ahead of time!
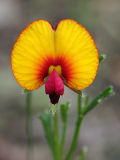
[11,19,99,104]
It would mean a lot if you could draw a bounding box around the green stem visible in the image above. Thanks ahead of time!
[26,91,33,160]
[53,108,61,160]
[78,95,82,114]
[83,86,114,116]
[65,115,83,160]
[60,122,67,156]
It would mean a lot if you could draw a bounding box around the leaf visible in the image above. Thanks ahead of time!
[39,111,55,156]
[60,102,70,123]
[83,86,115,116]
[83,94,89,109]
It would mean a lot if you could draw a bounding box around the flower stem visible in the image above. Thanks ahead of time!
[26,91,33,160]
[78,95,82,114]
[53,106,61,160]
[60,122,67,156]
[65,115,83,160]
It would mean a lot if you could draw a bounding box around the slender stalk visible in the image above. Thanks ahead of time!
[60,102,69,159]
[60,122,67,156]
[53,107,61,160]
[83,86,114,116]
[65,115,83,160]
[26,91,33,160]
[78,95,82,114]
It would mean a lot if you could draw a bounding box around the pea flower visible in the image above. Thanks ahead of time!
[11,19,99,104]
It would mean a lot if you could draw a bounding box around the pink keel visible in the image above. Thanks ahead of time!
[45,69,64,104]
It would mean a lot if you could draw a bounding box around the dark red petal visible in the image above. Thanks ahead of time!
[45,69,64,95]
[49,93,60,104]
[45,69,64,104]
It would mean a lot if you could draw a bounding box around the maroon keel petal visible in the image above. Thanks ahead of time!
[49,92,60,104]
[45,69,64,104]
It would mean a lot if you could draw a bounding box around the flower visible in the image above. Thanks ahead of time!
[11,19,99,104]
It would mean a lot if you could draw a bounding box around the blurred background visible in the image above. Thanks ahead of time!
[0,0,120,159]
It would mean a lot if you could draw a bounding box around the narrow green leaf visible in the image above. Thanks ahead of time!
[39,111,55,157]
[83,95,89,109]
[60,102,69,123]
[60,102,70,156]
[83,86,115,116]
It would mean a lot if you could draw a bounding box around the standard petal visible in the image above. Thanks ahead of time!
[55,19,99,90]
[11,20,55,90]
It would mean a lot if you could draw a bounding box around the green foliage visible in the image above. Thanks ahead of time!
[83,86,115,116]
[60,102,69,123]
[60,102,70,157]
[39,111,55,158]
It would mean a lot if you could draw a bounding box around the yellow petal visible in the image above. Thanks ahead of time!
[55,19,99,90]
[11,20,55,90]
